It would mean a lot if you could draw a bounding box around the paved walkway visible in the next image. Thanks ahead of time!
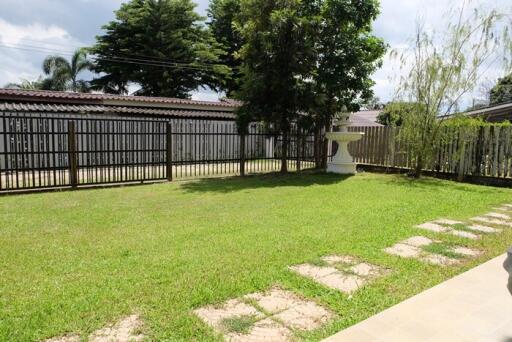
[324,254,512,342]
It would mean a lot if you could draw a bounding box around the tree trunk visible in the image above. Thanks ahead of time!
[281,129,289,173]
[314,127,321,169]
[414,155,423,178]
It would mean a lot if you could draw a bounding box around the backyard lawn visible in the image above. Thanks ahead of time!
[1,172,512,341]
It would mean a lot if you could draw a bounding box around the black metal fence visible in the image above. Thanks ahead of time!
[0,114,317,192]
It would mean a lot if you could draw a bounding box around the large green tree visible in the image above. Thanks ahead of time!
[490,73,512,105]
[41,48,92,92]
[236,0,316,173]
[307,0,386,168]
[90,0,230,97]
[207,0,243,97]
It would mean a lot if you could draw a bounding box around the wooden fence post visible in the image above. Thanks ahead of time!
[67,121,78,188]
[166,122,173,181]
[240,133,246,176]
[457,130,466,182]
[296,128,301,172]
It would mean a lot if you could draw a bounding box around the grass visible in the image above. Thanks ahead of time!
[422,243,465,259]
[1,172,512,341]
[221,315,258,334]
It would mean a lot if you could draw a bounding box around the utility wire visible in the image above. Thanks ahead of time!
[0,42,230,71]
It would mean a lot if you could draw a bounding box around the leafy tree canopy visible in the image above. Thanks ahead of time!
[377,102,424,126]
[207,0,243,96]
[490,73,512,105]
[90,0,230,97]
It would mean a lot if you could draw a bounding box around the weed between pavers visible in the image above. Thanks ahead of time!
[422,243,465,259]
[221,315,259,334]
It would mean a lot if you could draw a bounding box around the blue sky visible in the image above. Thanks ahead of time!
[0,0,509,104]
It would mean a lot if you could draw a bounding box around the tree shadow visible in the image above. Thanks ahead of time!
[377,173,507,195]
[179,171,350,193]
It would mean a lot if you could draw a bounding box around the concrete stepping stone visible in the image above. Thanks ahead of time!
[45,315,144,342]
[471,216,512,227]
[89,315,144,342]
[228,318,292,342]
[423,254,459,266]
[384,236,479,266]
[484,212,511,220]
[450,247,482,257]
[289,255,388,294]
[194,287,333,341]
[433,219,465,225]
[416,222,480,240]
[44,335,80,342]
[289,264,364,294]
[466,224,501,233]
[195,299,264,332]
[450,230,479,240]
[434,218,500,234]
[416,222,451,233]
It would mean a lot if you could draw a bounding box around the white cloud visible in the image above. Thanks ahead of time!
[0,18,70,44]
[0,19,87,87]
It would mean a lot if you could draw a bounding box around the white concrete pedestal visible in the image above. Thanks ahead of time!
[326,131,364,175]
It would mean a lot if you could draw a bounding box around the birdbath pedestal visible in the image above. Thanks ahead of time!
[326,114,364,175]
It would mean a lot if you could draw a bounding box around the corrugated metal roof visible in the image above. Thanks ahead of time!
[0,88,238,108]
[0,102,235,119]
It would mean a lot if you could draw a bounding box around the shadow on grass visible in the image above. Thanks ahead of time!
[374,172,505,195]
[179,171,350,193]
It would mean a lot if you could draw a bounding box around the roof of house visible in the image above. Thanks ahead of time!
[350,110,383,127]
[0,88,236,120]
[464,101,512,122]
[0,89,385,125]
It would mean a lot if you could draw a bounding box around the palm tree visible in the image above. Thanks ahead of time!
[43,48,92,92]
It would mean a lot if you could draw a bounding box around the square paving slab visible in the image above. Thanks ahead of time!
[290,255,389,294]
[471,216,512,227]
[194,287,333,341]
[45,315,144,342]
[416,222,480,239]
[384,236,480,266]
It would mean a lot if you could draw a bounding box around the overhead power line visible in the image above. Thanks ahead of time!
[0,42,232,72]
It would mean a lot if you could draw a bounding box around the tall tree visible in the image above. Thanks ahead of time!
[42,48,92,92]
[236,0,316,173]
[90,0,230,97]
[394,2,508,178]
[307,0,386,168]
[490,73,512,105]
[207,0,243,97]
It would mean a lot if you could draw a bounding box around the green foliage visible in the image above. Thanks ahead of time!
[208,0,244,96]
[221,315,257,334]
[422,243,464,260]
[90,0,230,97]
[236,0,385,170]
[393,4,509,177]
[236,0,316,171]
[490,73,512,105]
[41,48,92,92]
[377,102,424,126]
[308,0,386,129]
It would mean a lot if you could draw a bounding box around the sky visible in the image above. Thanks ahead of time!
[0,0,510,104]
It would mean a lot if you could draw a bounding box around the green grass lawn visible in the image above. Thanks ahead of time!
[1,172,512,341]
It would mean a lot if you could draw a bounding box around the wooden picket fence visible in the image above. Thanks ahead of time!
[348,126,512,179]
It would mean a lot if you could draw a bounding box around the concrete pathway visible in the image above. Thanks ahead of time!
[324,254,512,342]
